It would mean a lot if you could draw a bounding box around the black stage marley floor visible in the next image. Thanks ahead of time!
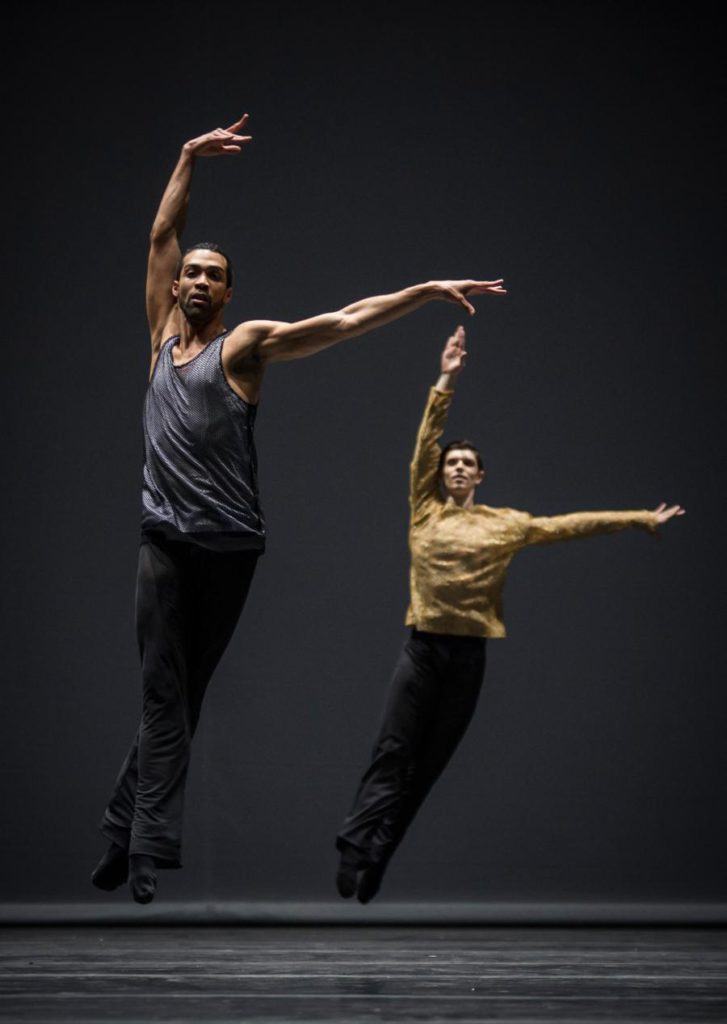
[1,925,726,1022]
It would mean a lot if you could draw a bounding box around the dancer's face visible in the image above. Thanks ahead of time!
[441,448,485,503]
[173,250,232,325]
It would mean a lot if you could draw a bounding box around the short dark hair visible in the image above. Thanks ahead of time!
[176,242,233,287]
[438,440,484,474]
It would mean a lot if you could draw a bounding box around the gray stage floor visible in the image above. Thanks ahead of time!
[1,925,726,1023]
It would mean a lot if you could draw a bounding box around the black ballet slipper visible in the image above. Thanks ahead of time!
[357,861,386,905]
[336,842,368,899]
[91,842,129,892]
[129,854,158,905]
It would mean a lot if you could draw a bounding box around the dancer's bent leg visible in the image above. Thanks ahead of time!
[337,631,485,901]
[101,535,191,867]
[397,634,486,840]
[336,629,448,897]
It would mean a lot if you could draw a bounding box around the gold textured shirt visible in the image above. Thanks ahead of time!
[405,388,659,639]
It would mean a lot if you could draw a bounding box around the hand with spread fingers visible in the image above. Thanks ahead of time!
[441,325,467,376]
[653,502,685,524]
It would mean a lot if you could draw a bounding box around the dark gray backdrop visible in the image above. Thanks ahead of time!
[2,1,724,906]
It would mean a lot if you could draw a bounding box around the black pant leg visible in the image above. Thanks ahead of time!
[100,730,141,852]
[397,635,486,840]
[185,546,258,735]
[102,536,191,863]
[337,631,486,868]
[336,631,443,861]
[101,537,257,865]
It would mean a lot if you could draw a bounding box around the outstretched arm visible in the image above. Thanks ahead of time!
[224,279,505,369]
[524,502,684,545]
[145,115,252,358]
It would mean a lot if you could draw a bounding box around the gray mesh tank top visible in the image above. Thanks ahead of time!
[141,334,265,551]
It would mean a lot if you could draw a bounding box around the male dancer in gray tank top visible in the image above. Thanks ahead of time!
[91,114,507,903]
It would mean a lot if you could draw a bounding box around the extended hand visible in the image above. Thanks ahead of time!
[441,325,467,375]
[435,279,506,315]
[183,114,252,158]
[653,502,685,524]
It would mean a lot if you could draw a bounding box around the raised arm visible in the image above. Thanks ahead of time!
[409,326,468,523]
[223,279,506,370]
[436,323,467,391]
[146,115,252,360]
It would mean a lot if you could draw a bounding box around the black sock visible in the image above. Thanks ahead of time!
[129,854,157,904]
[91,842,129,892]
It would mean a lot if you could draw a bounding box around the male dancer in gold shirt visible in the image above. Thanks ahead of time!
[336,325,684,903]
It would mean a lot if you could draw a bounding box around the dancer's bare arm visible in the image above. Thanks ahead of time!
[146,115,252,359]
[223,280,506,371]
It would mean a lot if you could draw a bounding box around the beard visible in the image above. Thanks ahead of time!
[180,294,215,325]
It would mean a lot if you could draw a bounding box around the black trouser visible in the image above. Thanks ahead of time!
[100,533,258,866]
[337,628,486,867]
